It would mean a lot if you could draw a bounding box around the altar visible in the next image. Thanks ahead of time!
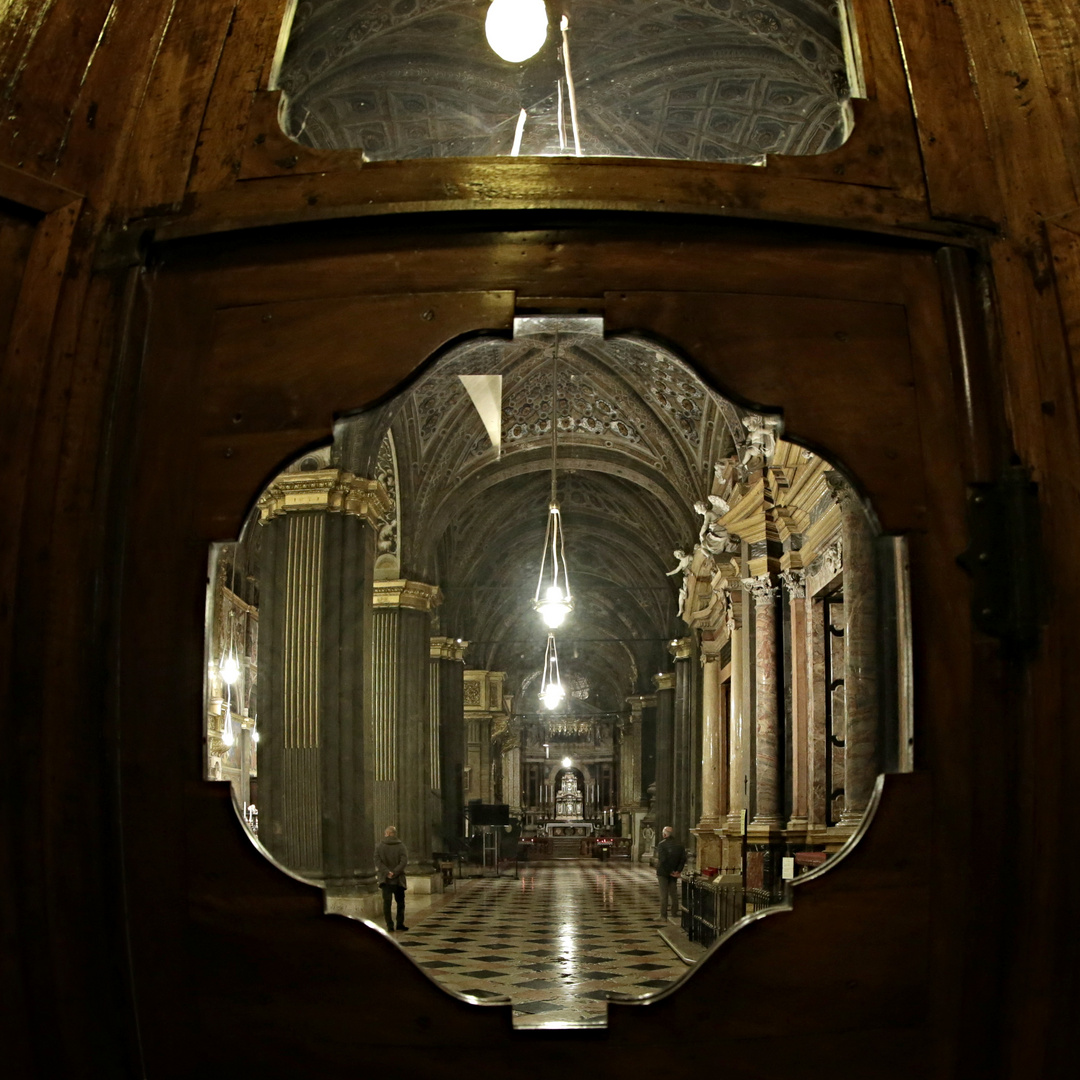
[545,821,593,838]
[543,772,593,837]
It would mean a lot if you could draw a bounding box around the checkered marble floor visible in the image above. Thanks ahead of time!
[397,863,691,1028]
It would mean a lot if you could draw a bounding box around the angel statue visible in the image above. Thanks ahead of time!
[694,493,730,545]
[665,549,692,577]
[702,522,737,557]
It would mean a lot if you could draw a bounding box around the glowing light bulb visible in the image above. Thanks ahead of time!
[541,681,565,710]
[561,756,572,768]
[537,585,571,629]
[252,722,260,744]
[485,0,549,63]
[221,655,240,684]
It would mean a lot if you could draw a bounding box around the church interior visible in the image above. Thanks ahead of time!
[3,0,1080,1075]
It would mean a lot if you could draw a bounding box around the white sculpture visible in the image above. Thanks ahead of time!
[741,413,781,470]
[665,549,692,576]
[694,493,730,545]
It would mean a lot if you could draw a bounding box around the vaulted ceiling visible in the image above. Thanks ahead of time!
[279,0,850,162]
[369,326,742,711]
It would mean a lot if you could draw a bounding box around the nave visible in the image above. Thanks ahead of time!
[395,863,694,1028]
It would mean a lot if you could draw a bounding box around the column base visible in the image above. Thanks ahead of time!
[746,820,785,843]
[824,822,858,853]
[691,826,724,872]
[784,817,809,846]
[408,870,446,895]
[839,806,869,830]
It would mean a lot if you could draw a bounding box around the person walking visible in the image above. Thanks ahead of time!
[655,825,687,923]
[375,825,409,932]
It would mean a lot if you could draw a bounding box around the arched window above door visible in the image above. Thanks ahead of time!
[277,0,859,162]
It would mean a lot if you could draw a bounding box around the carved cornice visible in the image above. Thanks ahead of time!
[430,635,468,661]
[257,469,391,527]
[374,579,443,611]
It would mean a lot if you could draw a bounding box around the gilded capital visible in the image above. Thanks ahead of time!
[668,636,693,661]
[374,579,443,611]
[430,635,468,661]
[257,469,391,527]
[653,671,676,692]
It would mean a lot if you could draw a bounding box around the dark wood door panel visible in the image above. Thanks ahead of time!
[174,218,915,310]
[197,290,515,539]
[606,290,924,534]
[124,221,974,1075]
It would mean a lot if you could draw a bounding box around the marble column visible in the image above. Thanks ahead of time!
[371,579,442,860]
[652,671,676,836]
[619,695,649,811]
[828,475,881,827]
[783,569,810,837]
[724,599,748,872]
[255,469,389,888]
[806,576,832,834]
[747,574,783,828]
[671,637,694,841]
[694,653,724,869]
[431,636,467,852]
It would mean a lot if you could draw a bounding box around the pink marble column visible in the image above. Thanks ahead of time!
[697,655,722,830]
[783,569,809,832]
[725,607,746,835]
[828,474,880,826]
[748,574,783,827]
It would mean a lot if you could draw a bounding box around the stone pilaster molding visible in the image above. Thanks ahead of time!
[373,579,443,611]
[257,469,392,527]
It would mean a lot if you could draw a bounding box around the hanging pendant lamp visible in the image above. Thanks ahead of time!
[532,332,573,629]
[539,632,565,711]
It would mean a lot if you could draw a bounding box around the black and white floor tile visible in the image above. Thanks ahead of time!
[396,863,693,1028]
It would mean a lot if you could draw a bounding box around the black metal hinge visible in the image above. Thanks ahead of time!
[957,464,1043,650]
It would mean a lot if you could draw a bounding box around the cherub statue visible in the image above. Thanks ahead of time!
[665,549,692,577]
[741,413,781,470]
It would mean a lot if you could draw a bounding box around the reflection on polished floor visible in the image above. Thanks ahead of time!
[397,863,695,1028]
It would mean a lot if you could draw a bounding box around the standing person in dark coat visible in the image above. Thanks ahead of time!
[375,825,409,932]
[655,825,687,922]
